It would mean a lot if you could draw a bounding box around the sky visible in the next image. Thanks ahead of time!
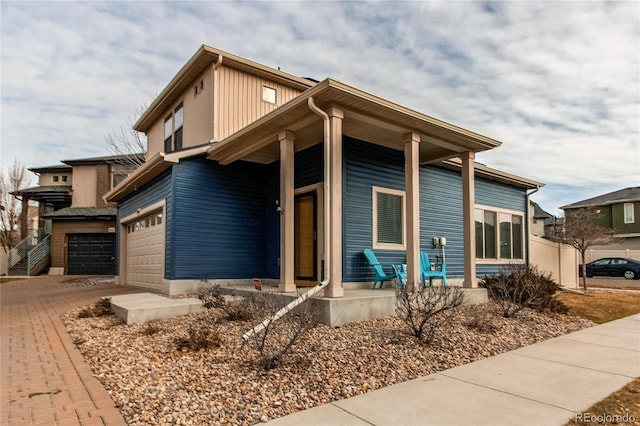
[1,1,638,215]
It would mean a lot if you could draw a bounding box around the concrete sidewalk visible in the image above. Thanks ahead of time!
[266,314,639,426]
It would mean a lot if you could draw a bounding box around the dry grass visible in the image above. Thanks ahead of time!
[559,291,640,426]
[565,378,640,426]
[555,292,640,324]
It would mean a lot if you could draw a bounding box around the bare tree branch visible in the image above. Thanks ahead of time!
[0,159,31,251]
[550,207,623,291]
[105,104,148,167]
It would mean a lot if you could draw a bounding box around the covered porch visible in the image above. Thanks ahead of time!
[207,79,502,298]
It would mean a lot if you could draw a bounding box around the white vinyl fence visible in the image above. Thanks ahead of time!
[585,249,640,263]
[529,236,579,288]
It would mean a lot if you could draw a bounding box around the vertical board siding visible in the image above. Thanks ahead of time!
[613,202,640,234]
[71,166,98,208]
[118,170,173,277]
[218,67,304,140]
[171,157,268,279]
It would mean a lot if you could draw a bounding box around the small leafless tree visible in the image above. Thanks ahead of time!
[394,284,464,343]
[243,291,320,370]
[105,105,147,168]
[552,207,622,291]
[0,159,30,251]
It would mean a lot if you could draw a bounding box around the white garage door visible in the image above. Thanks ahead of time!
[126,210,164,289]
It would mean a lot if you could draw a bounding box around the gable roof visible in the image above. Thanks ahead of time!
[561,186,640,209]
[530,201,554,219]
[134,44,316,133]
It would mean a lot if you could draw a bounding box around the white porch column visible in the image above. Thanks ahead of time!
[404,132,420,289]
[325,107,344,298]
[279,130,296,292]
[461,151,477,288]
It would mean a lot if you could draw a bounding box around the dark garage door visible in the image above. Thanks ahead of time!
[67,233,116,275]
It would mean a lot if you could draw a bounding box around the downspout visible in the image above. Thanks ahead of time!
[241,97,331,340]
[212,55,223,143]
[526,186,540,268]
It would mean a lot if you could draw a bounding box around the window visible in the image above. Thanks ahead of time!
[373,186,405,249]
[52,175,59,183]
[262,86,277,104]
[624,203,635,224]
[111,164,136,189]
[475,206,523,260]
[61,175,68,183]
[194,79,204,97]
[164,103,184,153]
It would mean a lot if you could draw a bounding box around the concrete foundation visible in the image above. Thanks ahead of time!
[110,293,204,324]
[215,283,488,327]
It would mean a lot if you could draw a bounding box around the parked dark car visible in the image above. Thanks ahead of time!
[579,257,640,280]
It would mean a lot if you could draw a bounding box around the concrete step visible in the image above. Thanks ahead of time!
[109,293,204,324]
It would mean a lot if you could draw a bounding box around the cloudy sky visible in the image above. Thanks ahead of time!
[1,1,638,214]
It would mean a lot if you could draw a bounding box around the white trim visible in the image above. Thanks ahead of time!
[624,203,635,224]
[121,200,166,224]
[372,186,406,250]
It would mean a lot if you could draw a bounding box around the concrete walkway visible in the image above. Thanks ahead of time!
[1,276,144,425]
[266,314,640,426]
[2,276,639,426]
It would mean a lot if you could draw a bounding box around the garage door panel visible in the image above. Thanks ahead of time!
[67,233,116,275]
[126,210,164,290]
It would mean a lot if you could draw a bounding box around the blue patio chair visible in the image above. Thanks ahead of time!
[420,251,447,286]
[392,263,407,290]
[363,249,396,289]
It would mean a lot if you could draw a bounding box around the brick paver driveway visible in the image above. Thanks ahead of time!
[1,276,144,425]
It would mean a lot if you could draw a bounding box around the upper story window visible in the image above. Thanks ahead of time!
[194,80,204,97]
[61,175,68,183]
[52,175,59,183]
[164,103,183,153]
[111,164,137,189]
[475,206,523,261]
[372,186,405,250]
[624,203,635,224]
[262,86,277,104]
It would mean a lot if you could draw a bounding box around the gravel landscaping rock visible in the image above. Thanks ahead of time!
[61,300,593,425]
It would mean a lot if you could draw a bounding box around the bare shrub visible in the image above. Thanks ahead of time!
[480,264,566,318]
[243,291,320,370]
[394,284,464,343]
[198,285,251,321]
[77,298,112,318]
[465,304,499,334]
[175,323,223,351]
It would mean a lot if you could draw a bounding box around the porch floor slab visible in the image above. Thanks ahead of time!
[109,293,204,324]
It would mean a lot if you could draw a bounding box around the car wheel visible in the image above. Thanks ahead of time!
[624,270,636,280]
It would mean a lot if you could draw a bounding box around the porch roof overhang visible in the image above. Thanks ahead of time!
[104,145,210,203]
[206,78,503,166]
[14,185,72,205]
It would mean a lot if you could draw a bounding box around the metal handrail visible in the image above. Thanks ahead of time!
[27,234,51,275]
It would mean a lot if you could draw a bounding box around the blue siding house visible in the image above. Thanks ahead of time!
[105,45,542,298]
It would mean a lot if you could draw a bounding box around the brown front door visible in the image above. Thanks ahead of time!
[294,192,317,286]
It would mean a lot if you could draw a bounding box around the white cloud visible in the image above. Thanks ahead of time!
[1,0,638,212]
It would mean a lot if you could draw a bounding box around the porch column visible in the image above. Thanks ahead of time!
[404,132,420,289]
[279,130,296,292]
[461,151,477,288]
[325,107,344,298]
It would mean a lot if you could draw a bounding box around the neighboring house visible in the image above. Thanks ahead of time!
[529,200,561,239]
[561,187,640,251]
[104,44,543,297]
[15,154,141,275]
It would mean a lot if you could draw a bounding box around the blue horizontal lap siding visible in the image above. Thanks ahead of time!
[171,158,268,280]
[343,138,529,283]
[420,166,464,279]
[117,170,173,278]
[344,138,406,282]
